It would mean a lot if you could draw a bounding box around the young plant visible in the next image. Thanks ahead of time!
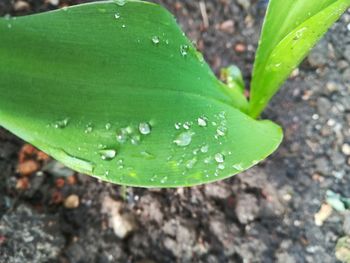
[0,0,349,187]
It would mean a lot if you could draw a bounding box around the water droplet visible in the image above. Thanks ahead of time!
[98,144,107,149]
[117,159,124,169]
[151,36,160,45]
[180,44,189,57]
[214,153,225,163]
[139,122,151,135]
[293,27,307,40]
[218,163,225,170]
[183,122,191,130]
[186,158,197,169]
[150,174,158,182]
[53,118,69,129]
[174,131,194,147]
[122,24,126,28]
[131,135,141,145]
[204,157,212,164]
[105,123,112,130]
[200,145,209,153]
[116,132,127,143]
[216,126,227,137]
[85,123,93,133]
[99,149,117,160]
[175,123,181,130]
[114,0,126,6]
[160,176,168,184]
[114,13,120,19]
[197,116,208,127]
[233,163,244,171]
[125,126,133,134]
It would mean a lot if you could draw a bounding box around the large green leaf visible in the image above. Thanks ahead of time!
[0,1,282,187]
[249,0,350,118]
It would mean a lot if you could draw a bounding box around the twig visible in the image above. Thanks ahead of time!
[199,1,209,29]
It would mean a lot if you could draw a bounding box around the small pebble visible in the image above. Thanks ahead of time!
[342,143,350,156]
[14,0,29,11]
[219,20,234,33]
[64,194,80,209]
[17,160,40,176]
[234,43,246,53]
[48,0,60,6]
[314,203,332,226]
[16,177,29,190]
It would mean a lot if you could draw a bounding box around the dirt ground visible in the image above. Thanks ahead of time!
[1,0,350,262]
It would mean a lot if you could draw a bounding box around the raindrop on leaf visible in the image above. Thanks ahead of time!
[174,131,194,147]
[216,126,227,137]
[180,44,189,57]
[186,158,198,169]
[197,117,208,127]
[151,36,160,45]
[139,122,152,135]
[200,145,209,153]
[214,153,225,163]
[233,163,244,171]
[174,123,181,130]
[85,123,93,134]
[53,118,69,129]
[99,149,117,160]
[131,135,141,145]
[183,122,191,130]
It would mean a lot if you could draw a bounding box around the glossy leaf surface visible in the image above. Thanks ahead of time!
[0,1,282,187]
[250,0,350,118]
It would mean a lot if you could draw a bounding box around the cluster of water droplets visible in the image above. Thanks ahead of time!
[169,112,233,180]
[52,118,70,129]
[47,109,257,185]
[115,122,152,147]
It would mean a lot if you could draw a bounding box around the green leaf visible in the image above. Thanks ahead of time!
[220,65,245,94]
[0,1,282,187]
[249,0,350,118]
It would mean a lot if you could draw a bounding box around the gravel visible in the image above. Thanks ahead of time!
[0,1,350,262]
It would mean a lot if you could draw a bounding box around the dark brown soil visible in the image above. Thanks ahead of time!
[1,1,350,263]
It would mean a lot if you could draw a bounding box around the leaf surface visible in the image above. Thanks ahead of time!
[250,0,350,118]
[0,1,282,187]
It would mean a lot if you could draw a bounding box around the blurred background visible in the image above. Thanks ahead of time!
[0,1,350,262]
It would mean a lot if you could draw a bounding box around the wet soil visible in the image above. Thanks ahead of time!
[1,1,350,262]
